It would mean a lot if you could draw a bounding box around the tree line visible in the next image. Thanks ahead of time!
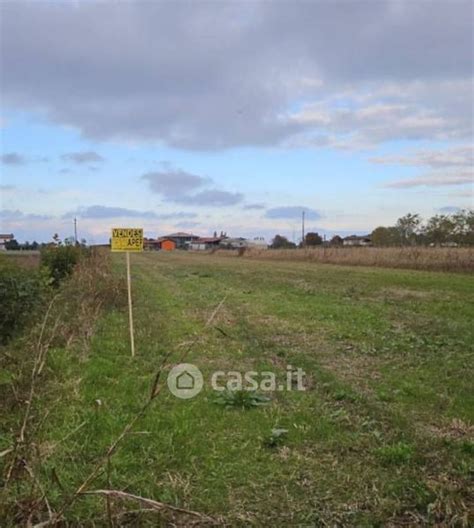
[270,209,473,248]
[371,210,473,247]
[5,234,87,250]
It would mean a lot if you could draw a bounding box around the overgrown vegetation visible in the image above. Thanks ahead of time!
[0,259,48,344]
[0,249,125,525]
[0,245,86,345]
[216,245,474,272]
[40,244,83,286]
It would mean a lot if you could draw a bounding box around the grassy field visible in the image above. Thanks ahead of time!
[2,251,474,526]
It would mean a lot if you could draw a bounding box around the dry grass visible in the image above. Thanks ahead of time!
[0,251,41,269]
[213,246,474,273]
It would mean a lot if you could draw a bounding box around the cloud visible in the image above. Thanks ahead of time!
[142,166,243,206]
[265,206,322,220]
[159,212,197,220]
[376,145,473,192]
[1,2,471,149]
[449,189,473,198]
[1,152,26,165]
[176,190,244,207]
[64,205,158,219]
[437,206,462,213]
[370,145,474,169]
[62,205,199,220]
[0,209,52,221]
[174,221,200,229]
[243,203,266,210]
[384,170,473,188]
[1,153,50,165]
[0,184,16,191]
[61,151,104,164]
[142,168,208,198]
[288,84,473,149]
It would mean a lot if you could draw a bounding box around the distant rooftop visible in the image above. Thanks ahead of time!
[165,232,198,238]
[195,237,222,243]
[343,235,371,240]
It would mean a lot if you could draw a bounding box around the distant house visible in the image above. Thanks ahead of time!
[190,237,223,251]
[159,238,176,251]
[219,237,249,249]
[164,232,200,249]
[0,233,14,251]
[246,237,268,249]
[144,238,161,251]
[144,237,177,251]
[343,235,372,247]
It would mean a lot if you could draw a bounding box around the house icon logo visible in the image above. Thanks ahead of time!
[167,363,203,399]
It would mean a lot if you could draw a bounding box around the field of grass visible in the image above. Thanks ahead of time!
[2,251,473,526]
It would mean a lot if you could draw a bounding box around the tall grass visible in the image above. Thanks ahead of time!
[214,247,474,273]
[1,248,126,525]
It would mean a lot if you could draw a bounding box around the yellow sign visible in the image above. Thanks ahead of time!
[111,228,144,252]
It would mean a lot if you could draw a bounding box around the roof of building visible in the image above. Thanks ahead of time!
[343,235,371,240]
[156,237,177,243]
[195,237,222,243]
[0,233,14,239]
[165,232,199,238]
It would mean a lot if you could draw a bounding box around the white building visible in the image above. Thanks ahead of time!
[0,233,14,251]
[246,237,268,249]
[342,235,372,247]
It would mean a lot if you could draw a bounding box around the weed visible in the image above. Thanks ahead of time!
[460,441,474,455]
[376,442,414,465]
[212,389,271,409]
[333,389,359,402]
[262,428,289,448]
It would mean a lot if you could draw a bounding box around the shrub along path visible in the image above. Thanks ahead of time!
[2,251,473,525]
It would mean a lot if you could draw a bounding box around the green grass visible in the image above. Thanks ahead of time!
[2,251,473,525]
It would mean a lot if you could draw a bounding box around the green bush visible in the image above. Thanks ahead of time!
[40,245,82,286]
[0,265,48,344]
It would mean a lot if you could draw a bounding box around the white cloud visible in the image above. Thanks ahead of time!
[265,206,321,220]
[370,145,473,169]
[384,170,473,188]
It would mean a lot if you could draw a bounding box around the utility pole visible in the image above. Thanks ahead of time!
[74,217,78,245]
[301,211,305,246]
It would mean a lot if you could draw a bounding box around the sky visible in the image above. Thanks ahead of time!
[0,0,473,244]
